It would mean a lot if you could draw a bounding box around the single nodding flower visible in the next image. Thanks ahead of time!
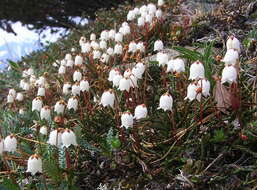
[134,104,148,120]
[100,89,115,108]
[4,134,17,153]
[221,65,237,84]
[121,111,134,129]
[189,61,205,80]
[61,129,78,148]
[26,154,43,175]
[158,92,173,111]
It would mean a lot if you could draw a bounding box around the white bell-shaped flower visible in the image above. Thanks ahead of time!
[156,9,163,19]
[58,65,66,74]
[19,108,25,115]
[100,90,115,107]
[140,5,147,14]
[81,42,91,53]
[73,70,82,82]
[32,97,43,112]
[20,79,26,89]
[108,29,116,40]
[62,129,78,148]
[226,36,241,53]
[7,94,14,103]
[128,41,137,53]
[127,10,136,21]
[184,83,201,101]
[158,0,165,6]
[147,3,157,14]
[145,14,153,23]
[124,68,132,78]
[108,68,120,82]
[75,55,83,66]
[80,80,90,92]
[9,89,16,97]
[132,63,145,79]
[37,87,45,97]
[119,77,131,92]
[23,82,30,91]
[54,100,65,114]
[114,44,123,55]
[115,32,123,43]
[100,30,109,41]
[66,59,74,67]
[134,104,148,120]
[137,42,145,53]
[27,68,34,75]
[39,126,48,135]
[133,7,140,15]
[4,134,17,152]
[129,74,138,88]
[90,33,96,41]
[91,41,99,50]
[120,25,130,36]
[158,92,173,111]
[65,53,72,60]
[107,47,114,56]
[72,83,81,96]
[137,17,145,27]
[79,36,86,47]
[197,79,210,97]
[63,83,71,95]
[60,59,66,66]
[36,76,46,86]
[93,50,101,60]
[67,97,78,111]
[221,65,237,84]
[47,129,62,147]
[167,58,185,73]
[189,61,205,80]
[26,154,43,175]
[113,73,123,87]
[0,138,4,155]
[16,92,24,101]
[100,40,107,50]
[121,112,134,129]
[157,52,168,66]
[100,53,110,63]
[154,40,163,51]
[40,106,51,121]
[222,49,239,66]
